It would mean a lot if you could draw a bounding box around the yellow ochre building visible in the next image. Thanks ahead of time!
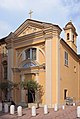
[4,19,80,107]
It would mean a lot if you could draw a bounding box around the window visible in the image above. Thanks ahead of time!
[32,48,36,60]
[25,48,36,60]
[64,51,68,66]
[73,35,74,43]
[74,66,76,73]
[67,33,69,40]
[64,89,67,99]
[23,62,37,68]
[26,49,30,59]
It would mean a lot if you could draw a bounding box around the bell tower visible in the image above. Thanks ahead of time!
[64,21,78,53]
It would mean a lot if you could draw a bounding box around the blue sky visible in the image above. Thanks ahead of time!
[0,0,80,53]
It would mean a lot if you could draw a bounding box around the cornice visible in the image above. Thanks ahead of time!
[14,37,45,49]
[14,27,59,42]
[7,28,53,49]
[5,32,15,49]
[6,26,61,49]
[12,64,45,73]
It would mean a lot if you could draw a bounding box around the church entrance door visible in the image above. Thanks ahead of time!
[28,89,35,103]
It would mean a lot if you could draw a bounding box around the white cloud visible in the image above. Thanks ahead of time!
[0,0,79,23]
[0,0,80,20]
[61,0,80,18]
[0,0,79,35]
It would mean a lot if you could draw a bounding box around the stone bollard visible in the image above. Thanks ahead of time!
[54,104,58,111]
[77,106,80,118]
[73,103,76,106]
[0,103,2,111]
[4,103,8,113]
[31,106,36,116]
[17,106,22,116]
[44,105,48,114]
[62,105,65,110]
[10,105,15,115]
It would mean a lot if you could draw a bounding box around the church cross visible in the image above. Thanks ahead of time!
[29,10,33,19]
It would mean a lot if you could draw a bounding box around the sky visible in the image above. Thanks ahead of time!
[0,0,80,53]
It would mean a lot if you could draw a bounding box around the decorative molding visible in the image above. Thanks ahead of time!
[6,26,61,49]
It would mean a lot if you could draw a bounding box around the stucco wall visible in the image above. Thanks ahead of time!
[60,42,79,104]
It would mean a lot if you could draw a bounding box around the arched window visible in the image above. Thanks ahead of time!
[67,33,69,40]
[23,62,37,68]
[25,48,36,60]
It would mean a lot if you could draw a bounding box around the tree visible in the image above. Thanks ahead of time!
[0,81,13,90]
[0,81,19,100]
[21,80,44,104]
[0,81,19,90]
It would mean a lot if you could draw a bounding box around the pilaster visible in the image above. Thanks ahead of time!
[8,48,14,82]
[21,74,25,102]
[56,37,60,104]
[45,38,52,107]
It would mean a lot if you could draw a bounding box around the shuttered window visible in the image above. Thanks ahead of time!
[64,51,68,66]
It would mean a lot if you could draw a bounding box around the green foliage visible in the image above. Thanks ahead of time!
[0,81,19,91]
[21,79,44,103]
[0,79,44,104]
[20,81,27,89]
[27,80,37,91]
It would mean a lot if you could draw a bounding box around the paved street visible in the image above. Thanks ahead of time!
[0,104,79,119]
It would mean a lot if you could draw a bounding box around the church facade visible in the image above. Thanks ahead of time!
[3,19,80,107]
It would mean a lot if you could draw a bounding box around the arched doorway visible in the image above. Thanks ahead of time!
[25,73,36,103]
[19,59,39,103]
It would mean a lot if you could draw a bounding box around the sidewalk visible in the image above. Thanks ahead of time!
[0,105,78,119]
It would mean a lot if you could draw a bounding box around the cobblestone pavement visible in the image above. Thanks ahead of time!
[0,105,79,119]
